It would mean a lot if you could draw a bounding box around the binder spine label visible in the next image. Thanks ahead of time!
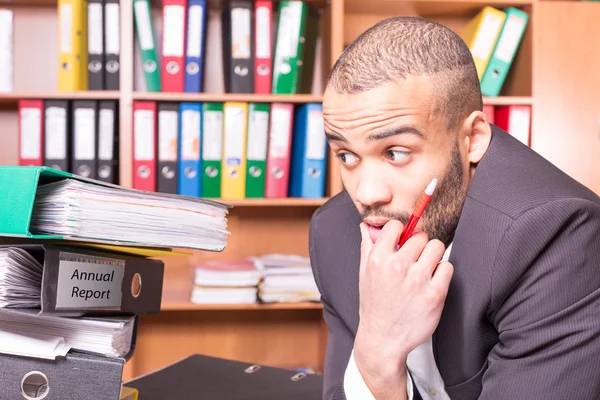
[306,109,325,160]
[203,110,223,161]
[55,253,125,309]
[494,14,526,63]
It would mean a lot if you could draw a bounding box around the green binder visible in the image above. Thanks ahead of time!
[133,0,161,92]
[202,103,224,198]
[480,8,529,97]
[271,1,308,94]
[245,103,269,198]
[0,166,219,256]
[0,166,75,240]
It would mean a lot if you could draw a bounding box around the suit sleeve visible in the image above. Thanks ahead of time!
[482,198,600,399]
[309,208,354,400]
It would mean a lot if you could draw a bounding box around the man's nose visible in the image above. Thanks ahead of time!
[355,168,393,208]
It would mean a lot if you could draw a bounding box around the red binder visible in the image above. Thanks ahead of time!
[265,103,294,198]
[254,0,273,94]
[18,99,44,166]
[495,105,531,147]
[133,101,157,191]
[483,104,495,125]
[161,0,187,92]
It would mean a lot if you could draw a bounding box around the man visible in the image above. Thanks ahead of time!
[309,15,600,400]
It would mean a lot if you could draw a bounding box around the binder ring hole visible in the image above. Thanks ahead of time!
[244,365,261,373]
[21,371,49,400]
[131,273,142,298]
[291,372,307,381]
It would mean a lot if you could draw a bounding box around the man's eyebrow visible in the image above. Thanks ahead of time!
[367,126,424,142]
[325,132,349,143]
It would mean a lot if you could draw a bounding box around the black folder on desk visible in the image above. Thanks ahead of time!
[125,354,323,399]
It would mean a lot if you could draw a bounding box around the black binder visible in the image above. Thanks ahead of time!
[157,102,179,194]
[221,1,254,93]
[104,0,120,90]
[0,243,164,316]
[43,99,71,173]
[124,354,323,399]
[87,0,105,90]
[97,100,119,184]
[71,100,98,179]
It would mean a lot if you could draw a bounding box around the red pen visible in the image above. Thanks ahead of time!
[397,177,438,248]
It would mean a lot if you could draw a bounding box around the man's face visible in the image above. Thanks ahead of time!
[323,76,471,247]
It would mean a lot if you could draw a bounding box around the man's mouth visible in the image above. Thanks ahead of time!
[364,219,389,243]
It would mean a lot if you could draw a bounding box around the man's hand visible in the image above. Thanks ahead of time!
[353,220,454,399]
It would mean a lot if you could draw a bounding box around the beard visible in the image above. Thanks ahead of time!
[360,142,468,247]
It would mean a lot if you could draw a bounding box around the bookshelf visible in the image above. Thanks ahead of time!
[3,0,598,386]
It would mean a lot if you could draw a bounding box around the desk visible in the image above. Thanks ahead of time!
[122,263,327,381]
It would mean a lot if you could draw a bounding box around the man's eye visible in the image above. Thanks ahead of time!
[386,150,410,162]
[337,153,358,165]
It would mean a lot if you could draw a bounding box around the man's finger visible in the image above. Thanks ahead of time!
[396,231,430,265]
[359,222,374,272]
[431,261,454,295]
[414,238,446,279]
[371,220,404,255]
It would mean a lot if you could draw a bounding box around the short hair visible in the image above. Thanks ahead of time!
[327,16,482,131]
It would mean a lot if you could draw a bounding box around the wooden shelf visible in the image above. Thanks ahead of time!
[345,0,533,17]
[223,198,329,207]
[0,91,120,108]
[483,96,533,106]
[132,92,323,104]
[161,301,323,311]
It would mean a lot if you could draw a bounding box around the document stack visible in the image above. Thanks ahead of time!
[0,165,230,399]
[191,259,261,305]
[255,254,320,303]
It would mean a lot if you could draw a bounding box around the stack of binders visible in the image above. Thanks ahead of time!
[0,165,231,399]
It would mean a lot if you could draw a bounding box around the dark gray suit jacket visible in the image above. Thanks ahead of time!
[309,125,600,399]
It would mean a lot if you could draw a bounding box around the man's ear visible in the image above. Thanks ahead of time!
[462,110,492,164]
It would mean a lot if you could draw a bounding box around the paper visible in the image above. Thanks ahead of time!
[0,309,134,359]
[0,247,43,309]
[29,178,230,251]
[0,330,70,360]
[252,254,321,304]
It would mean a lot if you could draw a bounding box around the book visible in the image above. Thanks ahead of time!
[29,178,231,251]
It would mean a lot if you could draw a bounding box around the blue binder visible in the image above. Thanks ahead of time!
[289,103,327,198]
[184,0,208,93]
[178,102,203,197]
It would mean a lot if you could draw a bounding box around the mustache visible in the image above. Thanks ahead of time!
[360,208,411,225]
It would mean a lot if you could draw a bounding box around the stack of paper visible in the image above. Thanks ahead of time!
[254,254,320,303]
[29,179,231,251]
[0,309,135,359]
[0,247,43,308]
[191,259,260,305]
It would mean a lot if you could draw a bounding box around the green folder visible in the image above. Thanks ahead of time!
[202,103,224,198]
[133,0,161,92]
[271,1,308,94]
[480,8,529,97]
[245,103,269,198]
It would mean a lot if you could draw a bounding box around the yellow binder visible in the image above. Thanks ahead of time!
[461,6,506,81]
[221,102,248,199]
[57,0,88,91]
